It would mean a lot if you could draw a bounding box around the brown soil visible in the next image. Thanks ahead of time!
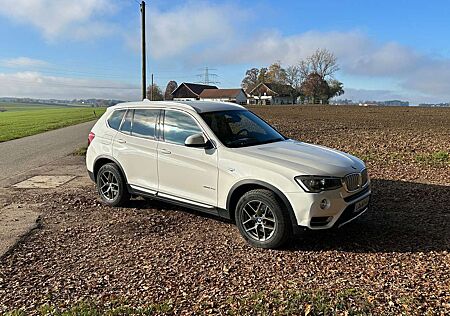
[0,105,449,315]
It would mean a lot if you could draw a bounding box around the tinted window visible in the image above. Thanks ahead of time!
[200,110,285,148]
[120,109,133,134]
[107,110,125,131]
[132,109,158,139]
[163,110,203,145]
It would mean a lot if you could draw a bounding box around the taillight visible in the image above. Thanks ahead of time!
[88,132,95,146]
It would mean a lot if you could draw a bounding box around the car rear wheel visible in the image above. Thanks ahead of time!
[96,163,130,207]
[235,189,292,248]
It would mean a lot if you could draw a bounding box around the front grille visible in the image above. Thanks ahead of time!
[361,169,368,186]
[345,173,360,191]
[344,169,368,192]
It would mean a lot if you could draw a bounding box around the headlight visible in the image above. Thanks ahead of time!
[295,176,342,193]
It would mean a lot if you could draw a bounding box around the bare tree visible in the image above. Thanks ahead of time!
[307,48,340,79]
[284,65,302,104]
[299,59,312,79]
[164,80,178,100]
[146,84,164,101]
[285,65,302,90]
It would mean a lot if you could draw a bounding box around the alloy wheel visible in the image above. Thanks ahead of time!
[99,170,119,201]
[241,200,277,241]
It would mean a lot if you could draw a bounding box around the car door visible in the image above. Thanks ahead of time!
[112,108,160,193]
[157,109,218,209]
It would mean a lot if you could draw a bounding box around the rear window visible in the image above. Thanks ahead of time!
[107,110,126,131]
[132,109,159,139]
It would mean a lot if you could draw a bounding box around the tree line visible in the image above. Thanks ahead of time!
[241,48,344,104]
[148,49,343,104]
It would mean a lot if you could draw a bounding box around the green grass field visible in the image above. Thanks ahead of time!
[0,103,106,142]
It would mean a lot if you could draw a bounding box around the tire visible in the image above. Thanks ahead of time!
[235,189,292,249]
[96,163,130,207]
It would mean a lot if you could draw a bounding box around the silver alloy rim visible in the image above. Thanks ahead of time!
[99,171,119,201]
[241,200,277,241]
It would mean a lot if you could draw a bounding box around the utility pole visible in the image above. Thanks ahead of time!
[140,1,146,100]
[150,73,154,101]
[204,67,209,85]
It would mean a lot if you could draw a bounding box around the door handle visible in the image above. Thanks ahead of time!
[160,148,171,155]
[117,138,126,144]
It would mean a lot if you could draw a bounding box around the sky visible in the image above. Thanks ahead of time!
[0,0,450,104]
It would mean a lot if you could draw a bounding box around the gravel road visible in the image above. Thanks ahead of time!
[0,121,95,184]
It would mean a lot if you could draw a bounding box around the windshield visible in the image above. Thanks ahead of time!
[200,110,286,148]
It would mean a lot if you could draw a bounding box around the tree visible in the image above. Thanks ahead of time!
[266,62,287,85]
[299,59,313,80]
[285,65,302,103]
[285,65,302,90]
[146,84,164,101]
[257,67,268,85]
[304,48,339,80]
[328,79,344,99]
[301,73,330,104]
[164,80,178,100]
[297,49,342,104]
[241,48,343,104]
[241,68,260,92]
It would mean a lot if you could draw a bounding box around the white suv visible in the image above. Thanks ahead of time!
[86,100,370,248]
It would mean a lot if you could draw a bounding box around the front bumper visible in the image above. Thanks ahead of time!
[286,185,371,230]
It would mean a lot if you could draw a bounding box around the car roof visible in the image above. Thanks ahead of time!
[109,100,246,113]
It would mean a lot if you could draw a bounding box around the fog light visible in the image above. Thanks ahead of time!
[320,199,330,209]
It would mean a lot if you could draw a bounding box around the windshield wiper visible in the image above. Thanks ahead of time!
[226,137,257,147]
[227,137,284,148]
[253,138,285,146]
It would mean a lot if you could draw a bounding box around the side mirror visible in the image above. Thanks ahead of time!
[185,133,210,148]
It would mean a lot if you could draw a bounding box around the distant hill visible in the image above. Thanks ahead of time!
[0,97,124,107]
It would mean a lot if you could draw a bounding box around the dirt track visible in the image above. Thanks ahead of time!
[0,105,449,315]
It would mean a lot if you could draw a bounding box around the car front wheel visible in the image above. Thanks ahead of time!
[235,189,292,248]
[96,163,130,207]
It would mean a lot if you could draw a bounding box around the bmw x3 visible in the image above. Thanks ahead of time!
[86,100,371,248]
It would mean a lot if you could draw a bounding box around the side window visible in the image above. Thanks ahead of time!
[120,109,133,135]
[163,110,203,145]
[132,109,159,139]
[107,110,126,131]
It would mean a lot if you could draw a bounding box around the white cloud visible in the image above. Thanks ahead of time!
[0,0,118,40]
[0,57,49,68]
[205,30,423,77]
[150,4,234,59]
[191,28,450,101]
[0,72,139,100]
[125,2,242,61]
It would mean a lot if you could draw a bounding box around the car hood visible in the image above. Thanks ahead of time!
[234,139,365,177]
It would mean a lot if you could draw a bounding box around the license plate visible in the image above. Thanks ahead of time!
[354,196,370,213]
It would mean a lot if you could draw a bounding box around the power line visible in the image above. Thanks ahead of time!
[0,77,139,90]
[0,66,138,81]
